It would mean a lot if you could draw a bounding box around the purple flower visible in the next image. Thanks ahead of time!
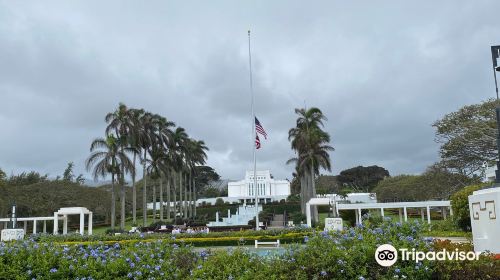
[50,268,57,273]
[320,271,327,276]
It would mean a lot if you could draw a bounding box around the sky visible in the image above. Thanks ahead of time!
[1,1,499,182]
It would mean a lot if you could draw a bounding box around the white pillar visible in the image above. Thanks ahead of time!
[216,211,219,222]
[88,212,93,235]
[306,203,312,227]
[355,209,359,225]
[24,221,27,232]
[53,213,58,235]
[380,208,384,217]
[398,208,403,223]
[403,207,408,222]
[63,215,68,235]
[358,208,362,225]
[449,206,453,217]
[79,211,85,235]
[426,206,431,224]
[335,203,339,217]
[442,207,447,220]
[227,209,231,218]
[4,222,7,229]
[43,220,47,233]
[33,220,37,234]
[421,208,425,221]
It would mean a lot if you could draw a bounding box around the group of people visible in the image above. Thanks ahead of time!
[171,226,209,234]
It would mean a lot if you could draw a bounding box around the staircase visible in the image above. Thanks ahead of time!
[268,214,285,229]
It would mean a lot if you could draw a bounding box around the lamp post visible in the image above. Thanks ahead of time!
[9,202,17,229]
[490,46,500,183]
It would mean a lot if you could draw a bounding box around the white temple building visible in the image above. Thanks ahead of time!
[227,170,290,204]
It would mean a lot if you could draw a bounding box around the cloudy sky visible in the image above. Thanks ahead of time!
[1,1,499,181]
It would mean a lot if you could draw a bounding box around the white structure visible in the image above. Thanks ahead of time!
[305,197,452,227]
[227,170,290,204]
[53,207,93,235]
[207,205,262,227]
[318,193,377,204]
[484,166,496,182]
[324,218,343,231]
[468,187,500,254]
[0,216,63,234]
[1,229,24,241]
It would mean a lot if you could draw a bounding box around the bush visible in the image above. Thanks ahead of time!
[450,183,487,231]
[215,198,224,206]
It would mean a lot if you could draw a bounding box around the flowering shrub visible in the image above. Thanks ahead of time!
[0,221,498,279]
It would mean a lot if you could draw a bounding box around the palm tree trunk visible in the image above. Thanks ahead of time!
[159,175,164,221]
[152,179,157,223]
[132,153,137,225]
[183,172,188,219]
[179,171,184,218]
[142,151,147,227]
[120,173,125,230]
[193,175,197,217]
[111,173,116,230]
[167,174,171,220]
[310,165,318,223]
[300,175,306,215]
[188,171,193,218]
[173,172,177,220]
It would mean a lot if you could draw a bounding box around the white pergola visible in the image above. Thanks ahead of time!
[54,207,93,235]
[0,216,62,234]
[306,198,452,227]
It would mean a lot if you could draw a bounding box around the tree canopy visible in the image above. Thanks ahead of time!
[433,99,500,176]
[337,165,389,192]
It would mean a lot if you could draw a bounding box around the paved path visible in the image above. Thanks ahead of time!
[431,236,469,243]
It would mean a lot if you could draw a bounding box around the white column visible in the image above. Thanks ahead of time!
[355,209,359,225]
[216,211,219,222]
[449,206,453,217]
[23,221,27,232]
[88,212,93,235]
[403,207,408,222]
[33,220,37,234]
[227,209,231,218]
[398,208,403,223]
[306,203,312,227]
[442,207,447,220]
[426,206,431,224]
[53,213,58,235]
[79,211,85,235]
[43,220,47,233]
[63,215,68,235]
[358,208,362,225]
[4,222,7,229]
[380,208,384,217]
[421,208,425,221]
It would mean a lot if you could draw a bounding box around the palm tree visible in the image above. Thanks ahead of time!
[186,139,208,217]
[86,135,134,230]
[105,103,137,230]
[138,112,155,226]
[127,108,145,225]
[171,127,189,219]
[287,107,334,223]
[156,117,175,221]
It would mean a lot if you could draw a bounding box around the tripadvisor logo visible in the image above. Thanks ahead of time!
[375,244,398,267]
[375,244,480,267]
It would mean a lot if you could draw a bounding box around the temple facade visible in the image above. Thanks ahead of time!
[227,170,290,204]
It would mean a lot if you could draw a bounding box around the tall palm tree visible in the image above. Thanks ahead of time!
[105,103,136,230]
[186,139,208,217]
[86,135,134,230]
[138,112,155,226]
[287,107,334,223]
[171,127,189,219]
[156,117,175,221]
[128,108,145,225]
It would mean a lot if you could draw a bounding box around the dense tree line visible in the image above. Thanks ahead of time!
[86,103,209,230]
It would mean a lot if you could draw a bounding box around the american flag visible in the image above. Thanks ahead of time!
[255,117,267,139]
[255,135,261,149]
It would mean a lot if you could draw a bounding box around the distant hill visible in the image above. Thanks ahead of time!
[0,181,111,224]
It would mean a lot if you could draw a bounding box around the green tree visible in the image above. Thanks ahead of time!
[86,135,134,230]
[62,162,75,182]
[433,99,500,176]
[287,107,334,223]
[337,165,389,192]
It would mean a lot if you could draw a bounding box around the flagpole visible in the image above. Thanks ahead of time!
[248,30,260,231]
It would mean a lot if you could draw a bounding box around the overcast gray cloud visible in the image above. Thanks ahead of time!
[0,1,499,182]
